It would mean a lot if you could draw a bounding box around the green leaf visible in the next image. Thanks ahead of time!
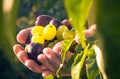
[56,39,74,77]
[61,39,74,63]
[71,52,83,79]
[96,0,120,78]
[71,44,89,79]
[86,49,102,79]
[0,0,22,72]
[63,53,77,73]
[44,75,54,79]
[64,0,93,47]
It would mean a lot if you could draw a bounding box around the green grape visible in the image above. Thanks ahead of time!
[56,25,68,40]
[31,33,45,44]
[62,30,75,39]
[24,45,28,53]
[31,26,44,35]
[48,40,59,48]
[43,24,56,40]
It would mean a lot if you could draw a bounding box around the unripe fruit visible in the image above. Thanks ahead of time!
[62,30,75,39]
[31,26,44,35]
[56,25,68,40]
[43,24,57,41]
[31,33,45,44]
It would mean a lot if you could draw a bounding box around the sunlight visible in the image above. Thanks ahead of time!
[3,0,14,13]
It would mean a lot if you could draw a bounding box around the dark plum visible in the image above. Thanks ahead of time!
[61,19,72,29]
[26,43,45,65]
[25,33,32,44]
[49,18,62,29]
[35,15,53,26]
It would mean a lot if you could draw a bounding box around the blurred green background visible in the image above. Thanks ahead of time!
[0,0,68,79]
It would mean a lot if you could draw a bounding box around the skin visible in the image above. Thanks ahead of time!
[13,24,96,77]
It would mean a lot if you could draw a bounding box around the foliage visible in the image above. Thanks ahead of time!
[54,0,102,79]
[96,0,120,78]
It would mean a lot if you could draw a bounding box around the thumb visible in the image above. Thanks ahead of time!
[75,24,96,44]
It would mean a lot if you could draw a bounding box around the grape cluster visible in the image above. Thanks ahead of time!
[25,15,75,65]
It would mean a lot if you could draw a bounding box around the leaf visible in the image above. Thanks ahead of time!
[61,39,74,63]
[63,53,77,73]
[44,75,54,79]
[86,48,102,79]
[56,39,74,77]
[71,52,83,79]
[64,0,93,47]
[0,0,22,72]
[63,43,84,73]
[96,0,120,78]
[71,44,89,79]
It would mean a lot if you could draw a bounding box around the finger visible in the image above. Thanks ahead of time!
[37,54,57,72]
[17,28,31,44]
[53,42,73,62]
[43,48,61,68]
[25,59,43,73]
[17,50,28,64]
[65,51,74,62]
[53,42,62,56]
[42,70,56,77]
[84,24,96,38]
[75,24,96,44]
[13,44,24,55]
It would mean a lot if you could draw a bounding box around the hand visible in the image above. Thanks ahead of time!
[37,42,73,76]
[13,28,52,76]
[13,27,72,77]
[13,24,96,77]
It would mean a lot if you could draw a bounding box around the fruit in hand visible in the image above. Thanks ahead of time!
[56,25,68,40]
[43,24,57,41]
[24,15,77,65]
[49,18,62,29]
[31,26,44,35]
[62,30,75,39]
[26,43,45,65]
[31,33,45,44]
[35,15,53,26]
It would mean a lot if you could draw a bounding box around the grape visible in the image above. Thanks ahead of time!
[26,43,45,65]
[31,26,44,35]
[62,30,75,39]
[43,24,57,41]
[56,25,68,40]
[48,40,59,48]
[31,33,45,44]
[49,18,62,29]
[35,15,53,26]
[61,19,72,29]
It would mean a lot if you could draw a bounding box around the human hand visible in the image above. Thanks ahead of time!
[13,24,96,77]
[13,28,53,76]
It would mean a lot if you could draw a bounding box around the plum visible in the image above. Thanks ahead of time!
[35,15,53,26]
[26,43,45,65]
[61,19,72,29]
[49,18,62,29]
[25,33,32,44]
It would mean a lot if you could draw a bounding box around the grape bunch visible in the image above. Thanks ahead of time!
[25,15,76,65]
